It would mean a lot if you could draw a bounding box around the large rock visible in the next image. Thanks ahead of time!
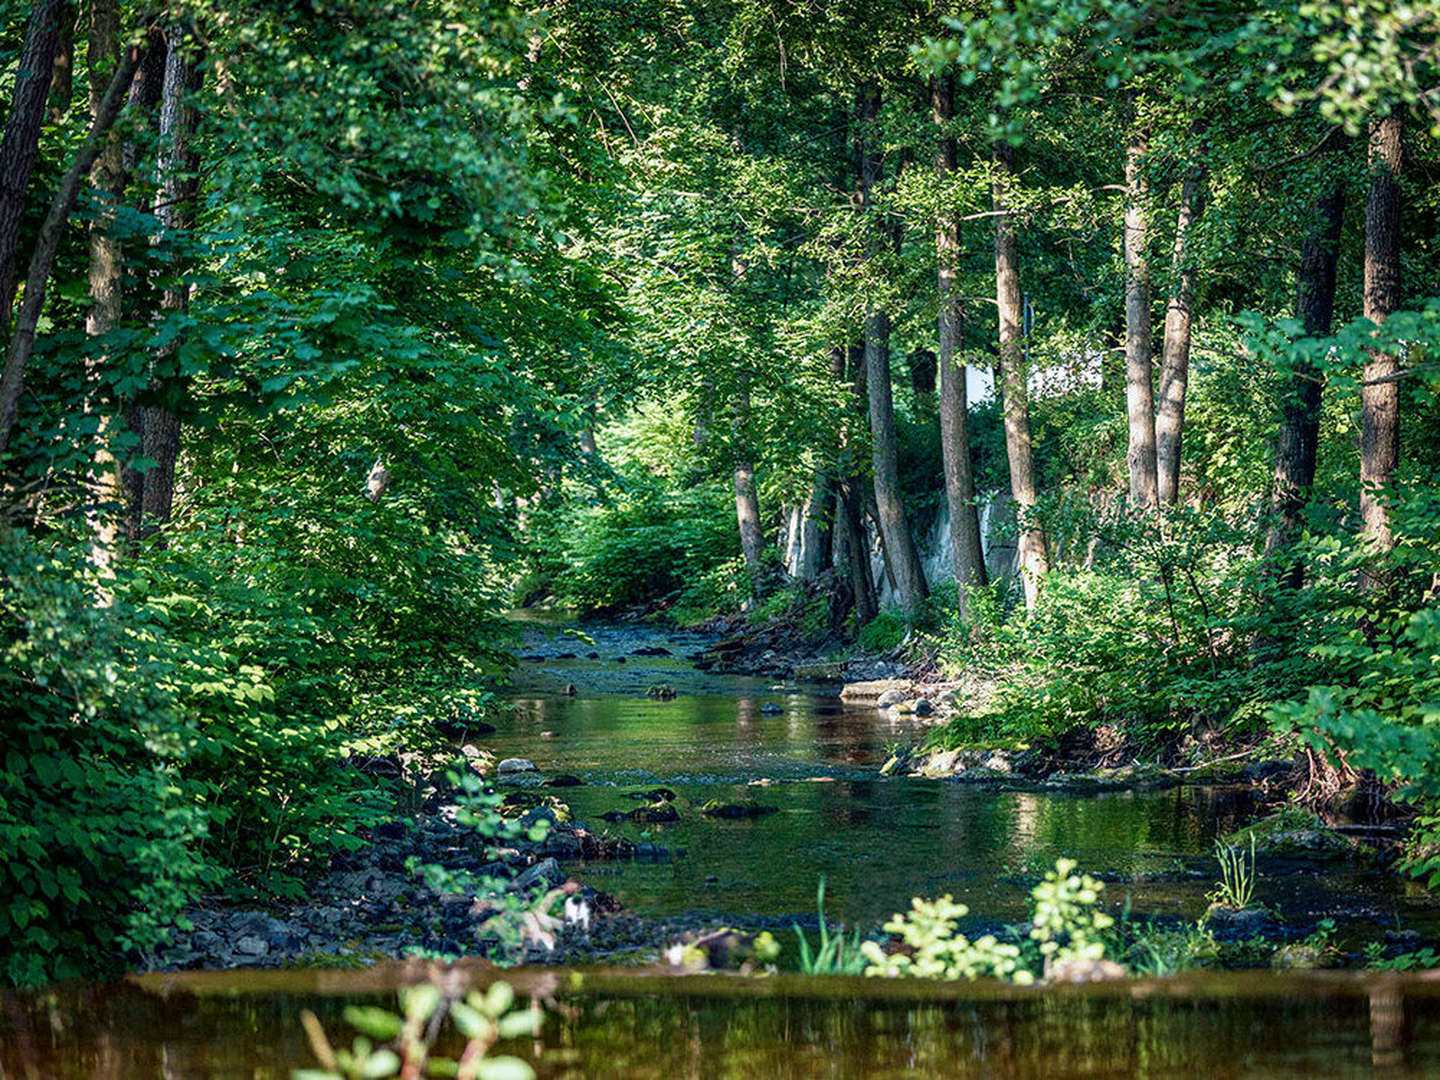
[1204,903,1278,942]
[840,679,914,705]
[514,858,564,891]
[498,758,538,774]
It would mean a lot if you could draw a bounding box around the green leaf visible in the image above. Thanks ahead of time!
[474,1056,535,1080]
[342,1006,403,1042]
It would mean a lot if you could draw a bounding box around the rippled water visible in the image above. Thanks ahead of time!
[496,620,1434,934]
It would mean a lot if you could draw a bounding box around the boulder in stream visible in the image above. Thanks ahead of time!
[498,757,538,774]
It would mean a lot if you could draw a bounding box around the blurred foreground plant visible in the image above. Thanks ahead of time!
[295,980,541,1080]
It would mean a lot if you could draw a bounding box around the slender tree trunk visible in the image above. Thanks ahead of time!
[934,74,987,614]
[135,36,203,539]
[1360,113,1402,562]
[119,33,167,539]
[1156,159,1205,506]
[0,40,141,458]
[46,2,75,123]
[0,0,64,332]
[1124,122,1158,508]
[835,342,877,624]
[1265,176,1345,579]
[994,141,1048,611]
[858,82,927,618]
[84,0,127,577]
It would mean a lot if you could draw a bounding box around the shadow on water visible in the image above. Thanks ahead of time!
[5,965,1440,1078]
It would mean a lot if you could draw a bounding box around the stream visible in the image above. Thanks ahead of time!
[500,618,1436,936]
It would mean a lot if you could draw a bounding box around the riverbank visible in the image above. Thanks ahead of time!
[141,618,1439,979]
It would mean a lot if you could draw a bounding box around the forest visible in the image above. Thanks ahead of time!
[2,0,1439,1015]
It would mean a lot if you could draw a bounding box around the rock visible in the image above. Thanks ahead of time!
[1272,943,1335,970]
[700,799,779,819]
[632,645,672,656]
[621,787,676,802]
[460,743,485,759]
[629,803,681,824]
[542,774,584,787]
[982,753,1013,775]
[876,688,908,709]
[792,661,848,681]
[514,858,564,891]
[614,656,627,663]
[553,652,578,660]
[839,679,914,704]
[954,766,1008,783]
[646,683,678,700]
[539,731,560,739]
[370,821,407,841]
[519,806,560,830]
[234,935,269,958]
[498,758,538,774]
[1204,903,1278,942]
[586,652,600,659]
[599,810,630,823]
[913,698,934,716]
[759,702,782,715]
[563,684,578,696]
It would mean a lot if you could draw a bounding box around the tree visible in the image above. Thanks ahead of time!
[993,140,1048,612]
[1123,118,1158,509]
[1155,149,1205,507]
[933,72,987,612]
[1359,111,1403,563]
[1264,158,1345,579]
[0,0,65,329]
[858,82,928,618]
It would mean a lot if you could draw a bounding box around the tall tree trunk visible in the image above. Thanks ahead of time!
[796,465,832,582]
[934,73,987,615]
[858,82,927,618]
[835,342,877,624]
[84,0,127,576]
[119,32,168,539]
[1156,159,1205,506]
[1124,122,1158,508]
[136,35,203,539]
[732,376,764,591]
[994,141,1049,611]
[1360,113,1402,563]
[1265,175,1345,579]
[0,40,141,458]
[0,0,65,333]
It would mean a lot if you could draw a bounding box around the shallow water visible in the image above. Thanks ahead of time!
[497,620,1436,934]
[7,965,1440,1078]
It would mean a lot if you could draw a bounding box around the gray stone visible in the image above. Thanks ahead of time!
[875,687,908,709]
[234,935,269,958]
[498,757,538,774]
[759,702,783,715]
[1204,904,1278,942]
[514,857,564,891]
[913,698,933,716]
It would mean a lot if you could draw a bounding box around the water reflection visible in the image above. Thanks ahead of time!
[6,969,1440,1079]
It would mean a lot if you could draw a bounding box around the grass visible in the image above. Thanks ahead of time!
[793,878,866,976]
